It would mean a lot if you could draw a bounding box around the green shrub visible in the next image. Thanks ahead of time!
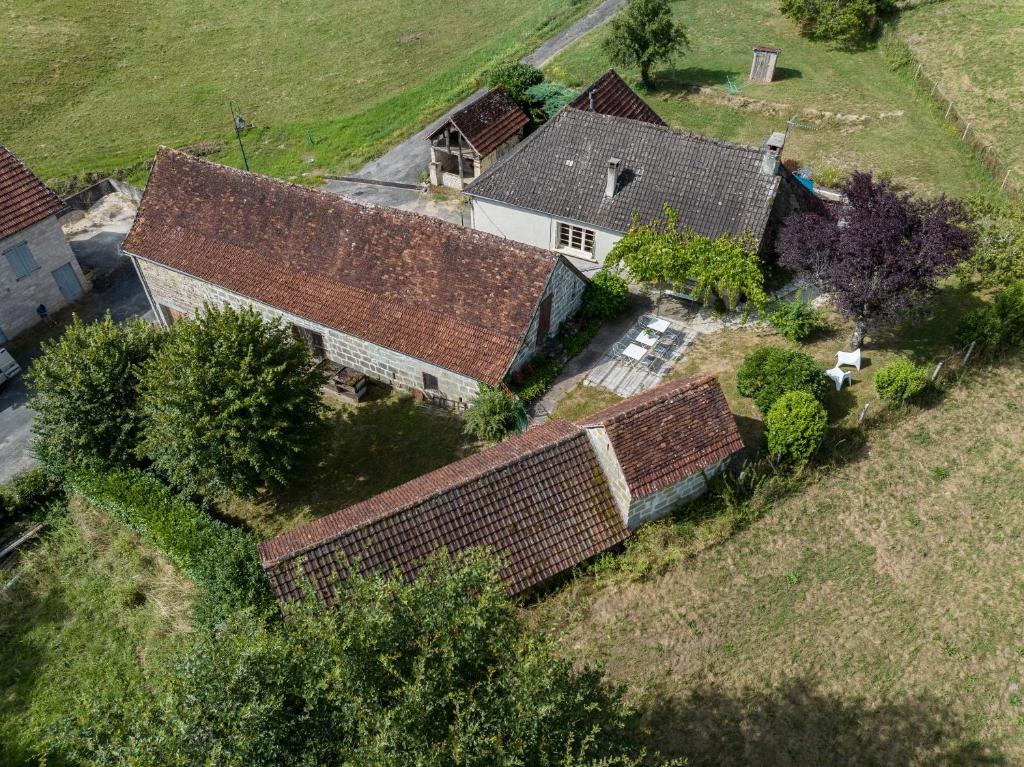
[68,466,273,623]
[138,305,327,499]
[767,295,824,342]
[779,0,893,49]
[956,281,1024,351]
[0,468,66,532]
[737,346,829,415]
[764,390,828,465]
[994,281,1024,345]
[510,355,563,404]
[956,306,1003,350]
[814,165,850,190]
[874,357,930,404]
[581,270,630,320]
[464,385,522,442]
[484,61,543,104]
[557,317,600,357]
[26,313,164,475]
[523,82,577,121]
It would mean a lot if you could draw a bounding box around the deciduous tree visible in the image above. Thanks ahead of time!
[602,0,689,88]
[56,551,650,767]
[138,305,326,498]
[27,313,163,474]
[778,172,974,349]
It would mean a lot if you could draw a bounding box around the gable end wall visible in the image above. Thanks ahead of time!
[0,215,89,339]
[509,258,586,372]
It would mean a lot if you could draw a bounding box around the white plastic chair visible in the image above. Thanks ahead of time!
[836,348,861,370]
[825,366,852,391]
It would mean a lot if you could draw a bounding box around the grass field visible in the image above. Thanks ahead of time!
[224,389,477,539]
[535,354,1024,764]
[544,0,999,198]
[896,0,1024,183]
[0,0,596,184]
[0,501,193,765]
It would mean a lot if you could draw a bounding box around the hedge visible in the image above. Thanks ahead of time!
[68,467,273,623]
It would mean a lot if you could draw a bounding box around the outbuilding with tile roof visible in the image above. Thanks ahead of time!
[122,148,587,408]
[259,374,743,604]
[465,106,821,275]
[427,87,530,190]
[0,143,89,344]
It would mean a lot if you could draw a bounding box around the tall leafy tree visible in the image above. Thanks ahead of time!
[27,313,163,474]
[778,172,974,349]
[138,305,327,499]
[54,551,650,767]
[602,0,689,88]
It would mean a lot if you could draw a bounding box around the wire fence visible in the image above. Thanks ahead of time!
[883,32,1021,200]
[855,338,981,428]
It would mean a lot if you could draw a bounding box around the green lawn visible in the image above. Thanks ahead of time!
[224,390,478,539]
[0,0,597,184]
[544,0,999,197]
[534,355,1024,764]
[896,0,1024,184]
[0,501,194,765]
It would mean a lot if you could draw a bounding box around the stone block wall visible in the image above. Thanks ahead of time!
[135,260,482,406]
[625,458,729,529]
[0,215,89,341]
[582,426,631,524]
[510,258,586,371]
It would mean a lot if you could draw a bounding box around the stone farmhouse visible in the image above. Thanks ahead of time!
[122,148,588,408]
[0,144,88,345]
[259,374,744,604]
[427,87,529,190]
[465,104,820,275]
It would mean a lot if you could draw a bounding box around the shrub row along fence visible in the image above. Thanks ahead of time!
[883,31,1021,201]
[68,467,273,623]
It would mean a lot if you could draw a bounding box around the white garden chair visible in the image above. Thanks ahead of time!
[836,348,861,370]
[825,366,852,391]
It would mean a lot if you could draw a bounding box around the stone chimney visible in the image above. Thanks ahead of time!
[760,131,786,175]
[605,158,621,198]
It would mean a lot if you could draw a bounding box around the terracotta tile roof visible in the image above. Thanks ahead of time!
[259,419,627,601]
[123,148,565,385]
[465,108,782,244]
[0,144,62,241]
[430,88,530,158]
[579,375,744,499]
[569,69,667,126]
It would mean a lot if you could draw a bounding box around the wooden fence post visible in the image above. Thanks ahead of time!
[857,403,869,426]
[931,361,944,382]
[945,102,952,119]
[962,123,971,141]
[962,340,977,366]
[1003,170,1011,191]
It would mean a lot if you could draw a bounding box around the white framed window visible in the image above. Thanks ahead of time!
[555,222,595,258]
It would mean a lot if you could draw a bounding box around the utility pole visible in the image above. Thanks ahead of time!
[229,102,250,172]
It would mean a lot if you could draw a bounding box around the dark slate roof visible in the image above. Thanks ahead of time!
[568,70,667,126]
[428,88,529,158]
[579,375,744,499]
[123,148,570,386]
[0,144,62,241]
[259,419,627,602]
[465,108,782,242]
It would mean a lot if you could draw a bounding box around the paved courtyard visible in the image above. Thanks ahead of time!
[584,314,693,397]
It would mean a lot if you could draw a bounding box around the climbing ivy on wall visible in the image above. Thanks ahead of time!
[606,206,768,317]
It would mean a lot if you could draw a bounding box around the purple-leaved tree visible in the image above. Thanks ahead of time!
[778,172,975,349]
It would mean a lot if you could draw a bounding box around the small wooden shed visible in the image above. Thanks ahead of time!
[750,46,781,84]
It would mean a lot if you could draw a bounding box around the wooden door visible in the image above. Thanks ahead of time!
[536,295,553,345]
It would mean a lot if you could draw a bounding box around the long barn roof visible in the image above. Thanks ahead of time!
[0,144,63,241]
[123,149,567,385]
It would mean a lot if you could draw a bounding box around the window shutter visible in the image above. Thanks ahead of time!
[4,243,39,280]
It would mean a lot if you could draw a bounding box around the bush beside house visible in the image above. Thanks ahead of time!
[737,346,828,415]
[764,390,828,465]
